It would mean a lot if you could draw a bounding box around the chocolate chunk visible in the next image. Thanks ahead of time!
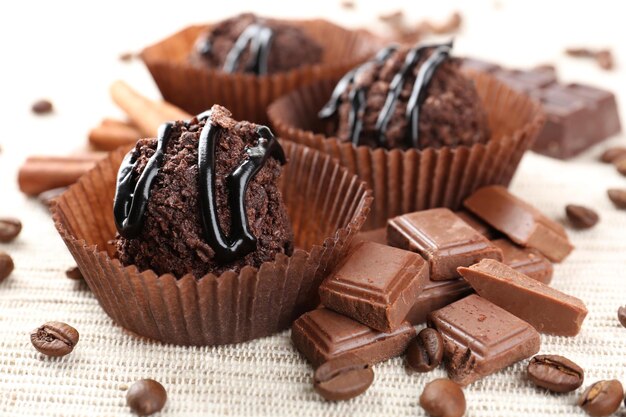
[566,205,599,229]
[291,308,416,368]
[405,278,472,325]
[492,239,553,284]
[617,306,626,328]
[607,188,626,209]
[419,379,466,417]
[455,210,501,239]
[0,252,14,283]
[313,354,374,401]
[388,208,503,280]
[31,99,53,115]
[599,147,626,163]
[352,227,387,246]
[428,294,540,386]
[531,83,622,159]
[406,328,444,372]
[579,380,624,417]
[527,354,584,393]
[319,241,429,332]
[494,66,557,93]
[464,186,573,262]
[458,259,587,336]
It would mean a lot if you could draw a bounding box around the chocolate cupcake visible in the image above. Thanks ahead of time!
[52,106,372,346]
[268,42,545,228]
[141,17,383,123]
[114,105,293,278]
[318,42,490,149]
[189,13,323,75]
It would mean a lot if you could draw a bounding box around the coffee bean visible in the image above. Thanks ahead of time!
[65,266,83,280]
[420,378,466,417]
[313,354,374,401]
[126,379,167,416]
[31,99,54,115]
[30,321,79,357]
[0,251,14,282]
[607,189,626,209]
[617,306,626,328]
[600,147,626,163]
[406,328,443,372]
[0,218,22,242]
[579,380,624,417]
[566,205,599,229]
[527,354,584,392]
[37,187,67,208]
[119,51,136,62]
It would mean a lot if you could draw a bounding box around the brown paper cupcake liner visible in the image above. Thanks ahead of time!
[268,70,545,229]
[141,20,383,124]
[52,142,372,346]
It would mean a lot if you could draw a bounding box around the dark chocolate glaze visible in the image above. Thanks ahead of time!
[319,42,452,148]
[200,23,274,75]
[113,112,285,263]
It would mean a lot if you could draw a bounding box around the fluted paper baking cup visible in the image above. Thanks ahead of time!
[141,20,383,124]
[52,142,372,346]
[268,70,545,229]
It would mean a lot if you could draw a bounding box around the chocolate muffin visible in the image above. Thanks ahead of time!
[319,42,490,149]
[114,105,293,278]
[190,13,323,75]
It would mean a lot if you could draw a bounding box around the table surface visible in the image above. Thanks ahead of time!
[1,1,625,416]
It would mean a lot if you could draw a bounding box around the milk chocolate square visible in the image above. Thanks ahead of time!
[319,241,429,332]
[405,278,472,325]
[352,227,387,246]
[492,239,553,284]
[428,294,540,386]
[387,208,503,281]
[458,259,587,336]
[455,210,501,240]
[291,308,416,367]
[464,186,573,262]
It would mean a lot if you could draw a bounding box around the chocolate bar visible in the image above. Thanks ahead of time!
[492,239,553,284]
[464,186,573,262]
[406,278,472,325]
[455,210,500,240]
[387,208,503,280]
[494,66,557,93]
[291,308,416,367]
[458,259,587,336]
[428,294,541,386]
[319,241,429,332]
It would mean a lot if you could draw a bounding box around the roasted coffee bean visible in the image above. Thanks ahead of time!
[127,379,167,416]
[618,306,626,328]
[119,51,136,62]
[579,380,624,417]
[566,205,599,229]
[65,266,83,280]
[420,378,466,417]
[527,354,584,392]
[313,354,374,401]
[607,189,626,209]
[37,187,67,208]
[0,218,22,242]
[0,251,14,282]
[600,147,626,163]
[30,321,79,357]
[31,99,54,115]
[406,328,443,372]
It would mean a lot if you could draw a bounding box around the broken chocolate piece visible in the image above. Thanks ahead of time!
[406,278,472,325]
[319,241,429,332]
[291,308,416,368]
[352,228,386,246]
[492,239,553,284]
[455,210,501,240]
[387,208,503,281]
[428,294,540,386]
[464,186,573,262]
[458,259,587,336]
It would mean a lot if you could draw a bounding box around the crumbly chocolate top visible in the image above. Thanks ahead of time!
[115,105,293,278]
[331,45,490,149]
[191,13,323,75]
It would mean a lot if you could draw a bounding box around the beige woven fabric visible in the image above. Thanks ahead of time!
[2,1,626,416]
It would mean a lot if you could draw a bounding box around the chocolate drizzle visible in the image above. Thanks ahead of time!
[319,42,453,148]
[113,112,285,263]
[199,23,274,75]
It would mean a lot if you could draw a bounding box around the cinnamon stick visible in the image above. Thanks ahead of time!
[88,122,142,151]
[110,80,191,137]
[18,154,106,196]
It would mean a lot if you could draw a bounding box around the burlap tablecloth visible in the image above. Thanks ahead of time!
[1,1,625,416]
